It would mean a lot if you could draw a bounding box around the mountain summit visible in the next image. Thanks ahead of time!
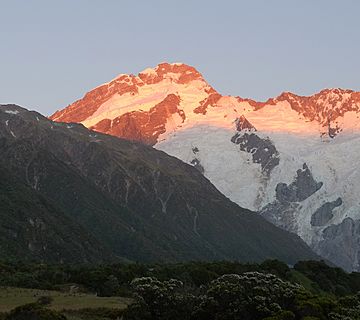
[51,63,360,142]
[50,63,360,271]
[51,62,217,144]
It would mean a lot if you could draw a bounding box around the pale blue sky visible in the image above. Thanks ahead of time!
[1,0,359,115]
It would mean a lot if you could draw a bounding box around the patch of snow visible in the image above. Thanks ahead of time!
[5,110,19,115]
[140,67,157,76]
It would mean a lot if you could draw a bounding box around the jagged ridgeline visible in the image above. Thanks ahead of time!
[0,104,319,264]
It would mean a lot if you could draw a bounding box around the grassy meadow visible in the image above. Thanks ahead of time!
[0,286,131,313]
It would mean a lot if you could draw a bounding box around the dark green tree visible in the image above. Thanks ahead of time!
[124,277,197,320]
[98,275,120,297]
[193,272,301,320]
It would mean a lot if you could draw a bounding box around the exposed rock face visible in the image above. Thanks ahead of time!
[261,163,324,232]
[260,202,300,234]
[138,62,205,85]
[275,89,360,127]
[193,92,222,115]
[190,158,205,174]
[316,218,360,271]
[50,74,142,123]
[276,164,323,203]
[231,133,279,174]
[236,89,360,137]
[311,198,343,227]
[235,115,257,132]
[0,104,319,264]
[189,147,205,173]
[90,94,184,145]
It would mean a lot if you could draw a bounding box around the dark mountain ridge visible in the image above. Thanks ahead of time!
[0,104,320,264]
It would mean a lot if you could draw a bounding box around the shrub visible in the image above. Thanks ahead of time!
[5,303,66,320]
[37,296,53,306]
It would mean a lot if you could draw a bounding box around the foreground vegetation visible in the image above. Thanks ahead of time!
[0,287,131,313]
[1,259,360,319]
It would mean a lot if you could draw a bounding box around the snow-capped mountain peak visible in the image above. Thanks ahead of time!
[50,63,360,141]
[51,62,218,144]
[50,63,360,271]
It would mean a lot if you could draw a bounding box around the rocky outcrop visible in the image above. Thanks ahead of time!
[193,92,222,115]
[311,198,343,227]
[235,115,256,132]
[261,163,323,231]
[190,158,205,174]
[50,74,142,123]
[316,218,360,272]
[90,94,184,145]
[274,89,360,127]
[276,164,323,203]
[231,133,279,174]
[138,62,205,85]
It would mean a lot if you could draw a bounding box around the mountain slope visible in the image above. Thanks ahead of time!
[50,62,360,271]
[0,164,114,263]
[0,104,319,264]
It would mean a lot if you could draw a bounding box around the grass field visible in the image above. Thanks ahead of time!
[0,286,132,313]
